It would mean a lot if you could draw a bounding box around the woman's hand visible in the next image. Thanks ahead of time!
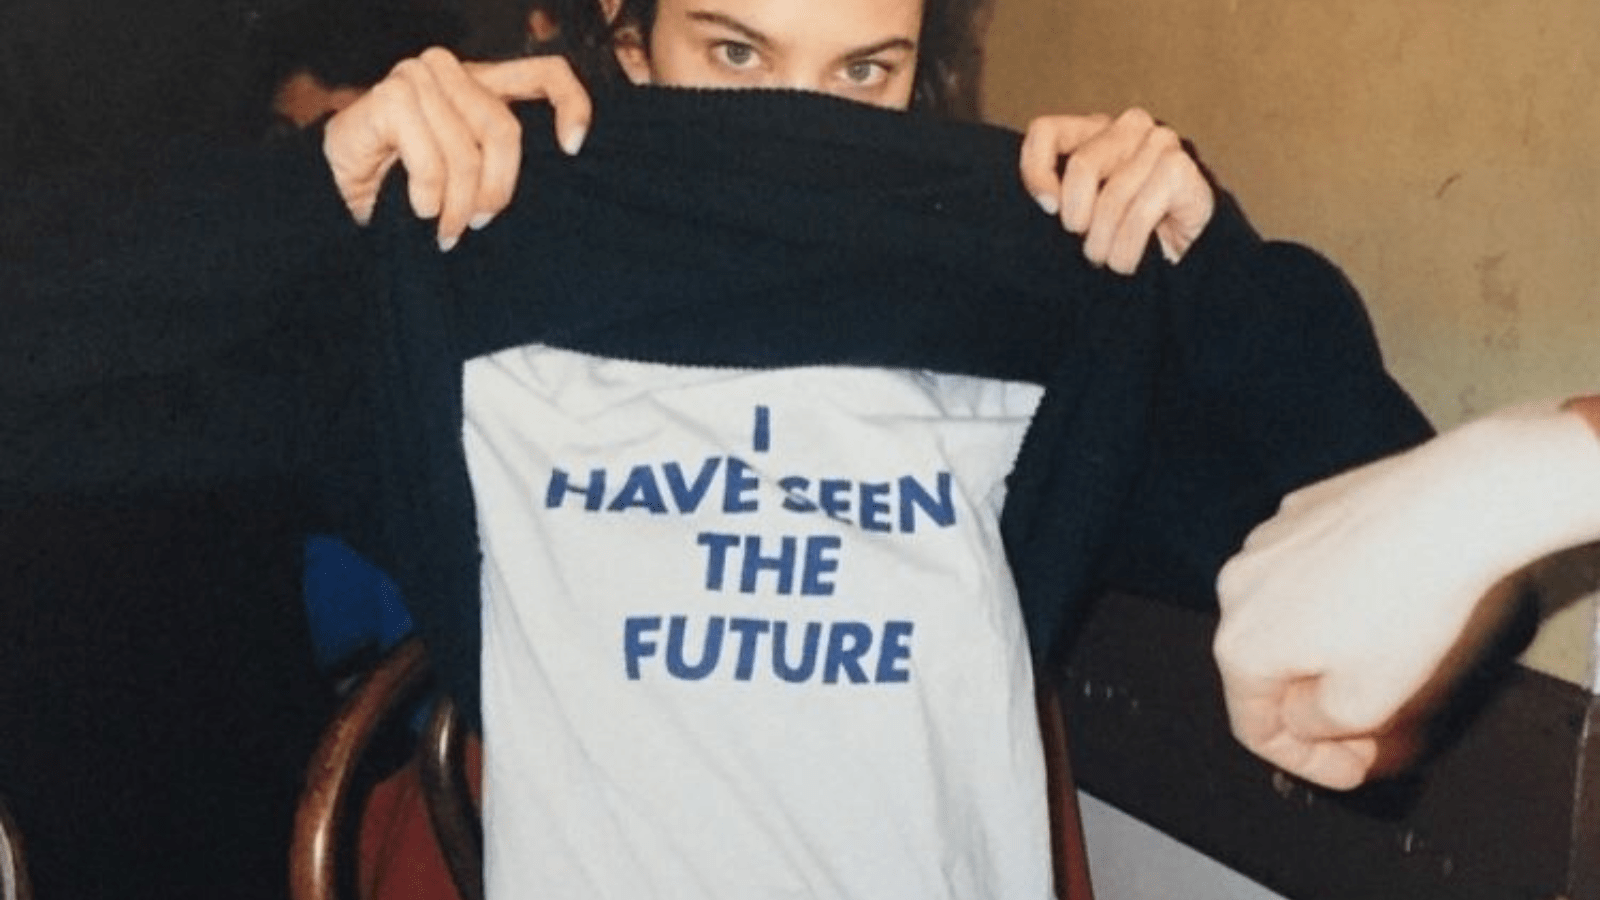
[323,48,593,251]
[1019,108,1214,274]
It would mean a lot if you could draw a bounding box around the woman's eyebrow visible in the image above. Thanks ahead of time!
[686,10,772,47]
[842,37,917,59]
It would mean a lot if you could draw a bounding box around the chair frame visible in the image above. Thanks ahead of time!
[292,638,1094,900]
[291,639,433,900]
[418,697,481,900]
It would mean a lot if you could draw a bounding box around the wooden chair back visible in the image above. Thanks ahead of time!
[291,638,1094,900]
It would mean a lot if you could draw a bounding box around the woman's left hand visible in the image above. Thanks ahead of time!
[1019,108,1215,274]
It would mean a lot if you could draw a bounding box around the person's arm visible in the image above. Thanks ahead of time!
[1090,185,1433,608]
[1213,397,1600,789]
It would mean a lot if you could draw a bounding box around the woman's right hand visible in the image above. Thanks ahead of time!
[323,47,592,251]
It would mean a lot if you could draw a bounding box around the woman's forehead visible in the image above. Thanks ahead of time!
[654,0,925,41]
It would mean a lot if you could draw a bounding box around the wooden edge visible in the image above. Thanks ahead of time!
[1038,677,1096,900]
[1060,591,1588,900]
[1566,696,1600,899]
[289,637,431,900]
[420,696,485,900]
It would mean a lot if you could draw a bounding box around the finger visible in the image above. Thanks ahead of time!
[1220,676,1289,750]
[468,56,593,154]
[1017,120,1067,213]
[1018,114,1110,216]
[1083,126,1177,272]
[472,113,523,229]
[1279,675,1368,742]
[539,60,594,155]
[427,52,526,228]
[1219,674,1376,789]
[1214,650,1303,749]
[408,50,491,248]
[1265,734,1379,791]
[1218,670,1375,790]
[1150,155,1215,264]
[1288,651,1444,747]
[321,103,401,225]
[1106,139,1191,274]
[363,66,450,225]
[1059,108,1152,237]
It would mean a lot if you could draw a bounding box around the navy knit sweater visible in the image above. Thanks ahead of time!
[2,88,1431,724]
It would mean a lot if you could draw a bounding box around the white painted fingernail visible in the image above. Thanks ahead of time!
[438,233,459,253]
[1035,193,1059,216]
[560,125,587,156]
[469,213,494,231]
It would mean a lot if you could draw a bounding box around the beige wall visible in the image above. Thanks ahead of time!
[981,0,1600,683]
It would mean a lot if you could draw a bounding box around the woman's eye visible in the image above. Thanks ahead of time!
[715,42,758,69]
[842,60,887,86]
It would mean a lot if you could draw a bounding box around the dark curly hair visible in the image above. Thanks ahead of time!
[531,0,991,119]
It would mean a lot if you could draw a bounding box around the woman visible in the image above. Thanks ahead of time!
[4,0,1428,894]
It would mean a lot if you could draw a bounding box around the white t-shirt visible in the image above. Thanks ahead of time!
[463,345,1053,899]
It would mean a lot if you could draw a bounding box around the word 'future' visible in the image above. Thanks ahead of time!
[542,405,961,685]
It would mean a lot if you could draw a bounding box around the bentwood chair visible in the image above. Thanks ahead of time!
[290,638,481,900]
[291,637,1094,900]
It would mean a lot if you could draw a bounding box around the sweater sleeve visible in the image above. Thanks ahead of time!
[0,134,370,499]
[1099,191,1435,607]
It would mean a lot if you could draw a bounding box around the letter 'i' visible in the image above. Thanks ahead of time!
[753,406,771,453]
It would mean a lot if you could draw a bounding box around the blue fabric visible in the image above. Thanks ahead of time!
[301,535,413,673]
